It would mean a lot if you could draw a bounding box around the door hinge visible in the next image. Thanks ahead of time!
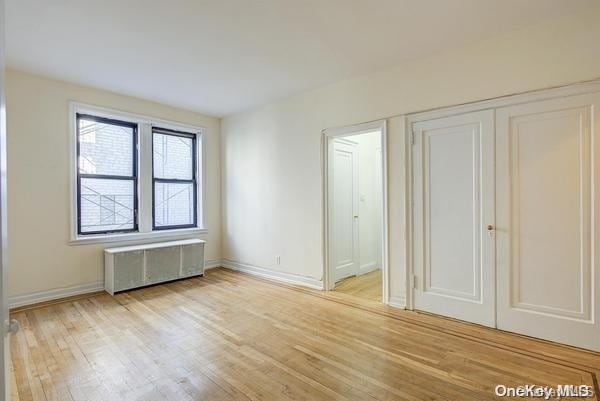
[410,131,415,146]
[412,274,418,289]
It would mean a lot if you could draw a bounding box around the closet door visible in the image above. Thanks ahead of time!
[496,93,600,351]
[412,110,495,327]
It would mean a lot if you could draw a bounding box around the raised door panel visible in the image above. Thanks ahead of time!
[182,243,204,277]
[145,246,180,284]
[113,251,145,292]
[413,110,495,327]
[427,128,479,298]
[496,93,600,350]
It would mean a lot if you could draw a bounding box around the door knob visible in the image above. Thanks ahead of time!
[354,215,359,218]
[487,224,495,237]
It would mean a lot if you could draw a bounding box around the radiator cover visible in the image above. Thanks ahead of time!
[104,239,205,295]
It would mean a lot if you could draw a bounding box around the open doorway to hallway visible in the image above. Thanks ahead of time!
[324,125,386,303]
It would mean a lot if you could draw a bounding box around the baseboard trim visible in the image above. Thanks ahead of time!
[9,258,323,308]
[359,261,378,274]
[9,281,105,309]
[388,295,407,309]
[10,258,223,309]
[220,259,324,290]
[204,258,221,269]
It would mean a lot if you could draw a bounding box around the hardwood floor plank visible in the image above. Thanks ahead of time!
[334,270,382,302]
[10,268,600,400]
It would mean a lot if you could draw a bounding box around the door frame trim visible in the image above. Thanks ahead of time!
[322,120,389,304]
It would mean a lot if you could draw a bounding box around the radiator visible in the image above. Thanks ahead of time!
[104,239,205,295]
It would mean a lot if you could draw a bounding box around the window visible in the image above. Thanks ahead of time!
[72,104,204,242]
[77,114,138,235]
[152,128,197,229]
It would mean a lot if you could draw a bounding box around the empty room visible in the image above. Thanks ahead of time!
[1,0,600,400]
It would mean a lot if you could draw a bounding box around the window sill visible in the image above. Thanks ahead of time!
[69,227,207,246]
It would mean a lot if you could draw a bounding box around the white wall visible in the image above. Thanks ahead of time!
[222,5,600,305]
[5,5,600,305]
[5,69,221,299]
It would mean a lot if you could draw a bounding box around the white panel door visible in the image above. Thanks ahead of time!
[413,110,495,327]
[496,94,600,351]
[329,139,360,282]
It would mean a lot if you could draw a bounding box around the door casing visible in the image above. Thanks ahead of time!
[322,120,389,303]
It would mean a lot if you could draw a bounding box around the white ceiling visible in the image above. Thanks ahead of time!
[6,0,596,117]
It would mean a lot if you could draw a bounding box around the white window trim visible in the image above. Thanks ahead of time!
[69,101,207,245]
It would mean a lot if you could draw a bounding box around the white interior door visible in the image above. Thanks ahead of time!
[329,138,359,282]
[496,93,600,351]
[412,110,495,327]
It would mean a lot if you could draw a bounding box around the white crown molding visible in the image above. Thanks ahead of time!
[220,259,324,290]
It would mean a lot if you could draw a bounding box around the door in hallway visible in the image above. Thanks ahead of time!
[329,138,360,282]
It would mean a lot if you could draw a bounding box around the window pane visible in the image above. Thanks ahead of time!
[80,178,135,233]
[154,182,194,227]
[153,133,193,180]
[79,118,134,176]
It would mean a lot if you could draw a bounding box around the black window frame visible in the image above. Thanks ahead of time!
[76,113,139,236]
[151,127,198,231]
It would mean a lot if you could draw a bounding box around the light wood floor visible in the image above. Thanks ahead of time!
[10,268,600,401]
[334,269,382,302]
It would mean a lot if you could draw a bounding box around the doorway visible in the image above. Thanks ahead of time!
[323,121,388,303]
